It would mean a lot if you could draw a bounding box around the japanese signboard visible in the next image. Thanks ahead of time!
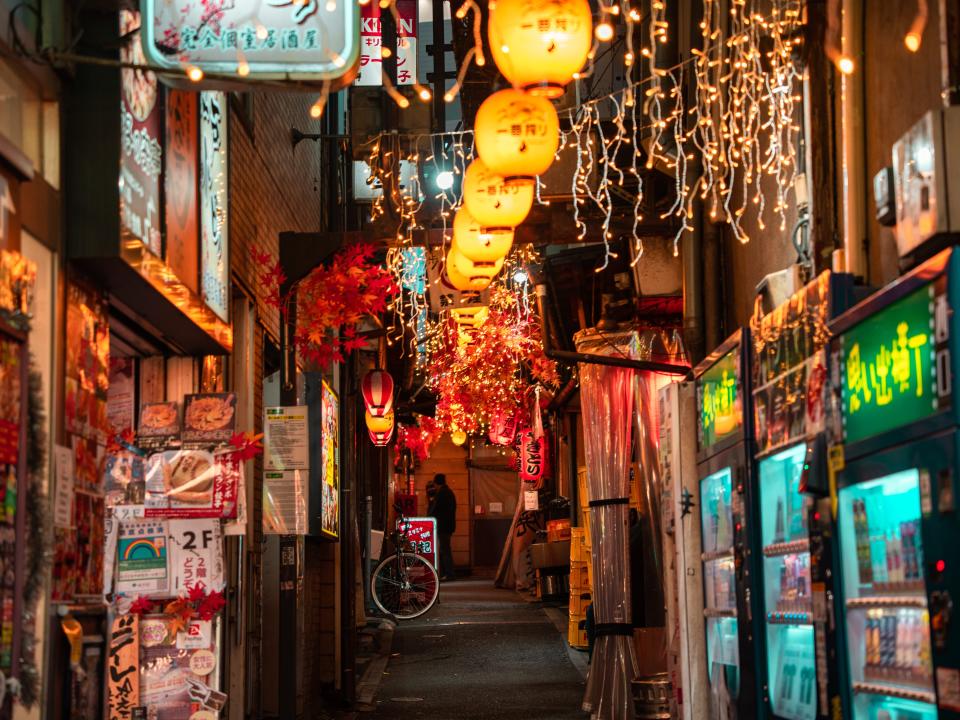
[320,380,340,539]
[168,518,225,594]
[164,90,199,293]
[398,516,437,569]
[199,92,229,321]
[120,10,163,257]
[107,613,140,720]
[840,280,949,444]
[141,0,361,83]
[265,406,309,471]
[697,346,743,450]
[356,0,416,86]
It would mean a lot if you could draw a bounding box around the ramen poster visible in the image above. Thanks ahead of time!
[320,381,339,539]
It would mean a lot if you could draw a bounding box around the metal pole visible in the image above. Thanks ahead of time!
[364,495,374,611]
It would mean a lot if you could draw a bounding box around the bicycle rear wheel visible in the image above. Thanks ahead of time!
[371,552,440,620]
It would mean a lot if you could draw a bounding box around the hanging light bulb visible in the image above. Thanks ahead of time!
[475,89,560,183]
[837,55,855,74]
[488,0,593,98]
[451,208,514,264]
[595,21,615,42]
[462,159,534,229]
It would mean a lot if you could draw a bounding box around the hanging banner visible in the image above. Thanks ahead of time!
[199,92,229,322]
[119,10,163,257]
[164,90,199,293]
[107,613,140,720]
[356,0,417,86]
[141,0,361,85]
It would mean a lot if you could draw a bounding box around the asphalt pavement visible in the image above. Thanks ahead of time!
[365,578,588,719]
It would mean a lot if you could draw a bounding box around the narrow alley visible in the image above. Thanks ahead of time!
[367,580,587,719]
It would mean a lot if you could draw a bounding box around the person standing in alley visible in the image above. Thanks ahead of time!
[429,473,457,581]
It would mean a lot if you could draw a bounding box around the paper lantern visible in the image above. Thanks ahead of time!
[362,370,394,417]
[448,248,504,282]
[365,409,395,434]
[489,0,593,99]
[462,160,534,230]
[475,89,560,183]
[444,261,492,293]
[452,208,514,264]
[489,409,518,446]
[517,427,549,488]
[369,426,394,446]
[451,430,467,446]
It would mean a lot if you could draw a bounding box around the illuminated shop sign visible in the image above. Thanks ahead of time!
[697,346,743,450]
[840,281,949,444]
[355,0,417,86]
[200,92,229,322]
[141,0,361,83]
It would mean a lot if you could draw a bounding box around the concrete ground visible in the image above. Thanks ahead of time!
[364,578,588,719]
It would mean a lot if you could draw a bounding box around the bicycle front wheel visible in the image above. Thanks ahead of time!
[371,552,440,620]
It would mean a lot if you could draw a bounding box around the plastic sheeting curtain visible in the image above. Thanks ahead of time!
[577,331,641,719]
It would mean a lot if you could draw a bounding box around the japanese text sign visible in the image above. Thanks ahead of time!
[398,516,437,569]
[840,280,949,444]
[355,0,417,86]
[107,614,140,720]
[142,0,360,84]
[697,347,743,450]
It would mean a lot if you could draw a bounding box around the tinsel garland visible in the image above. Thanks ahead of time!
[18,363,48,707]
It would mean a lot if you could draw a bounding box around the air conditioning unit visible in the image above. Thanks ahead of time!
[892,106,960,260]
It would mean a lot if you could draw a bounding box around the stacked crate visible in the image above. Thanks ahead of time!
[569,467,593,649]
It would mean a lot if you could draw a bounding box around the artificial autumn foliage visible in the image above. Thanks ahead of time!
[254,243,398,367]
[395,416,443,465]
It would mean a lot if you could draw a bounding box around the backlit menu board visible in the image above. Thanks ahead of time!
[697,346,743,451]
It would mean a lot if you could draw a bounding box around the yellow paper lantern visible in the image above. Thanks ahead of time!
[447,248,504,284]
[452,208,514,265]
[451,430,467,446]
[445,259,493,293]
[451,305,489,327]
[365,409,394,434]
[475,89,560,183]
[462,159,534,229]
[489,0,593,99]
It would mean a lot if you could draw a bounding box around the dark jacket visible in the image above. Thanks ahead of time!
[431,484,457,535]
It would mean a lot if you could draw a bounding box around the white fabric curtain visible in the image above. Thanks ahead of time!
[577,330,641,719]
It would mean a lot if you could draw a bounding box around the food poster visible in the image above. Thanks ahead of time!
[139,615,223,719]
[182,393,236,445]
[320,381,339,538]
[107,357,136,436]
[65,281,110,444]
[105,450,146,508]
[144,449,238,519]
[107,613,139,720]
[116,519,169,596]
[138,402,180,450]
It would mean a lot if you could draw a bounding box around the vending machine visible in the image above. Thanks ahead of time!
[828,247,960,720]
[751,271,856,720]
[695,329,764,720]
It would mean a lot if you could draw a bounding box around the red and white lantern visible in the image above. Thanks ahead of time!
[369,426,394,446]
[488,409,518,446]
[517,427,550,488]
[362,369,394,417]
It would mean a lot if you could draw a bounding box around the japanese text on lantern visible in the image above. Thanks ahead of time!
[841,282,943,444]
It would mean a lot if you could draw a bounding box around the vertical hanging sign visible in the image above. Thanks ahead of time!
[107,613,140,720]
[164,90,199,293]
[119,10,163,257]
[200,92,229,321]
[355,0,417,86]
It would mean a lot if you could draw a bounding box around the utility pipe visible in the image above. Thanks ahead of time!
[839,0,867,278]
[535,284,693,379]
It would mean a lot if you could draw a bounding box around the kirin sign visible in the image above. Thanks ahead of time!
[141,0,361,85]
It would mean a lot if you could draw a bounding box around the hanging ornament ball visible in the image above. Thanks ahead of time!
[361,369,394,417]
[462,159,534,230]
[451,429,467,446]
[489,0,593,98]
[475,89,560,183]
[447,248,505,283]
[452,208,514,264]
[365,409,395,434]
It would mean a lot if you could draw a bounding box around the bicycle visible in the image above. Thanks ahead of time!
[370,505,440,620]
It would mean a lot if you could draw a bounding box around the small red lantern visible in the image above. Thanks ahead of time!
[362,370,394,417]
[488,409,518,446]
[369,426,394,446]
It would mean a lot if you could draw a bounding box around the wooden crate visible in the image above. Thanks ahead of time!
[568,617,588,649]
[570,560,590,590]
[569,591,592,617]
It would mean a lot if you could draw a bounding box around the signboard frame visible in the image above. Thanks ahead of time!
[694,328,748,461]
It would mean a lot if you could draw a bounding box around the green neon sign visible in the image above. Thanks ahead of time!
[841,283,938,444]
[697,347,743,450]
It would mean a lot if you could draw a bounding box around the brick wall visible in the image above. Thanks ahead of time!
[412,436,471,569]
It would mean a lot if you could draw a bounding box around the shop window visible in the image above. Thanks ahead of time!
[0,60,59,188]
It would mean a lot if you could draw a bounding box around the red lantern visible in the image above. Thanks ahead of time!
[362,370,394,417]
[488,409,518,446]
[369,426,394,446]
[517,427,550,488]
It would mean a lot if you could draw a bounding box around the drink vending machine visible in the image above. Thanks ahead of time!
[827,247,960,720]
[750,271,856,720]
[694,328,765,720]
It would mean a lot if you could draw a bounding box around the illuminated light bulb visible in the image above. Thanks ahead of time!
[436,170,455,190]
[381,46,392,58]
[310,101,324,118]
[186,65,204,82]
[325,0,336,10]
[379,0,390,6]
[905,31,921,52]
[256,23,269,40]
[837,55,855,74]
[419,87,432,101]
[595,22,614,41]
[237,58,250,77]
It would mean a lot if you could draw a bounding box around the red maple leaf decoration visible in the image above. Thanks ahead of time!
[227,431,264,465]
[187,582,208,603]
[129,595,155,615]
[106,427,138,456]
[197,590,226,620]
